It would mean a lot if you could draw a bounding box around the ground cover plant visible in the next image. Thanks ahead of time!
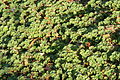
[0,0,120,80]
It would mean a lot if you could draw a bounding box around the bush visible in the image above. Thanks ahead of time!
[0,0,120,80]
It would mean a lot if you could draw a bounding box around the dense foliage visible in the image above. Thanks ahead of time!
[0,0,120,80]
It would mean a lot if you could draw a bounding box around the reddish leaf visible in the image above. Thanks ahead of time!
[85,42,91,47]
[105,27,115,32]
[116,22,120,24]
[67,0,74,2]
[44,17,49,19]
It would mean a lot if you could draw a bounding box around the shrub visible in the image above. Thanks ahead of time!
[0,0,120,80]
